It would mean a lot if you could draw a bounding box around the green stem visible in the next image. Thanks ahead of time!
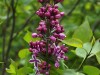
[77,55,88,71]
[77,48,93,71]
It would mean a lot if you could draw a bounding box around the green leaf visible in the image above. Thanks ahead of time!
[83,42,92,53]
[17,67,34,75]
[63,69,85,75]
[91,39,100,55]
[83,65,100,75]
[76,72,85,75]
[85,2,92,10]
[62,38,83,48]
[96,52,100,64]
[23,31,40,43]
[76,48,87,58]
[59,60,68,70]
[75,42,92,58]
[73,18,93,43]
[6,64,16,74]
[6,60,17,74]
[63,69,76,75]
[18,49,30,59]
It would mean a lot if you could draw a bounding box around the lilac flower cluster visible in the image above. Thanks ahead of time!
[38,0,63,3]
[29,0,68,75]
[36,5,64,25]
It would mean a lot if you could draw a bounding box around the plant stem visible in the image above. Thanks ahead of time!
[2,7,10,75]
[2,0,16,75]
[77,55,89,71]
[2,7,10,63]
[77,48,93,71]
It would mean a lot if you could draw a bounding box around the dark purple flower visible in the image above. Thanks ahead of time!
[32,33,38,38]
[55,61,59,68]
[59,33,66,40]
[29,55,40,74]
[60,12,65,16]
[55,14,61,19]
[50,36,56,42]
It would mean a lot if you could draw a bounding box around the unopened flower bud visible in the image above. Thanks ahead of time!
[55,14,61,19]
[32,33,38,38]
[60,12,65,16]
[55,61,59,68]
[59,33,66,40]
[50,36,56,42]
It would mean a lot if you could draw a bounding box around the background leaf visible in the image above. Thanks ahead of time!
[6,64,16,74]
[18,49,30,59]
[17,67,33,75]
[76,42,93,58]
[62,38,83,47]
[76,48,87,58]
[83,65,100,75]
[91,39,100,55]
[73,18,93,43]
[64,69,85,75]
[96,52,100,64]
[83,42,92,53]
[6,59,17,74]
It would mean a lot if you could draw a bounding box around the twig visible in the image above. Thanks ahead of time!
[2,8,10,63]
[13,12,35,39]
[22,12,35,29]
[5,0,16,60]
[77,48,93,71]
[60,0,80,22]
[2,1,11,75]
[66,0,80,16]
[15,0,18,8]
[2,0,16,75]
[92,19,100,32]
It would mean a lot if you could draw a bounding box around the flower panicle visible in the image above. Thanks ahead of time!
[29,0,68,75]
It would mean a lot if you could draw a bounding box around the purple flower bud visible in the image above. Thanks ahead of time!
[38,0,43,3]
[61,45,68,52]
[55,14,61,19]
[63,56,68,60]
[51,20,55,25]
[60,12,65,16]
[53,33,59,38]
[55,61,59,68]
[50,16,54,20]
[38,34,43,38]
[39,20,46,25]
[36,11,40,15]
[41,7,46,12]
[54,5,58,9]
[55,20,59,24]
[45,12,50,17]
[43,28,47,32]
[37,26,42,31]
[48,8,53,12]
[54,9,59,14]
[59,33,66,40]
[29,48,33,52]
[50,36,56,42]
[32,33,38,38]
[45,72,49,75]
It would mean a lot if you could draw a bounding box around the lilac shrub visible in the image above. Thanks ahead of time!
[29,0,68,75]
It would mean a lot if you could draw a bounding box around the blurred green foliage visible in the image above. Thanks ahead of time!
[0,0,100,75]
